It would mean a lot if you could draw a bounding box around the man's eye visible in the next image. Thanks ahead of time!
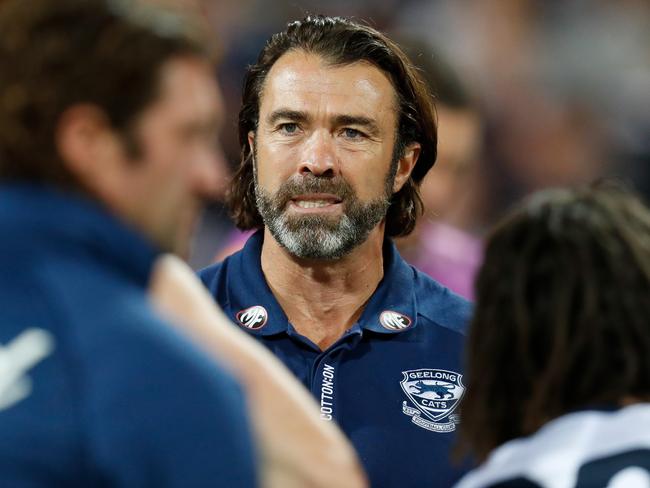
[343,128,363,139]
[279,123,299,134]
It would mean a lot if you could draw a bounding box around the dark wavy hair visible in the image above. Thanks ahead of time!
[0,0,206,188]
[229,15,437,237]
[457,183,650,462]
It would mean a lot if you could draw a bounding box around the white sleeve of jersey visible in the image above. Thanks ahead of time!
[455,403,650,488]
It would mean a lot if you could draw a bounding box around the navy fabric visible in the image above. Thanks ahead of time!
[0,184,256,487]
[201,230,472,488]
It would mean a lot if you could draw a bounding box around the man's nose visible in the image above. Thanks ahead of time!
[298,130,338,178]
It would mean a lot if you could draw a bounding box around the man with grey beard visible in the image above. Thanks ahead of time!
[254,159,394,259]
[200,15,472,488]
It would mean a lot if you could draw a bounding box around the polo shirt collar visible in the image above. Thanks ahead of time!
[227,230,418,336]
[358,238,418,334]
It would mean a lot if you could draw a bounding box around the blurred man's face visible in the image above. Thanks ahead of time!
[250,50,416,260]
[114,56,225,257]
[419,106,481,218]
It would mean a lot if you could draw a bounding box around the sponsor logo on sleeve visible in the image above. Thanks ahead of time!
[235,305,268,330]
[400,369,465,433]
[379,311,412,331]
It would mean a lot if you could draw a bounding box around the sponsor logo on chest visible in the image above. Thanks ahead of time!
[400,368,465,433]
[319,364,335,421]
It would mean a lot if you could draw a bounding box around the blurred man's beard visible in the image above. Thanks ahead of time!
[254,173,393,260]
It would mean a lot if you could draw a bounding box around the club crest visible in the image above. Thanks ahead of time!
[400,369,464,433]
[236,306,268,330]
[379,311,412,331]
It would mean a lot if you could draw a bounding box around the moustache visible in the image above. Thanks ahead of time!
[273,175,355,207]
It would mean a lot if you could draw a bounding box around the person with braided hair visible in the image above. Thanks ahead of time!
[456,184,650,488]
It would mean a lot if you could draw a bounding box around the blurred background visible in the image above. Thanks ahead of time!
[183,0,650,299]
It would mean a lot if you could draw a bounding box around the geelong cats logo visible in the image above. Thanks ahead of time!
[236,306,268,330]
[400,369,465,433]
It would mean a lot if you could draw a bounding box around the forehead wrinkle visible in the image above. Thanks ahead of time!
[260,50,400,129]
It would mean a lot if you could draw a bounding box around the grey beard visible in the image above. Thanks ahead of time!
[253,171,392,260]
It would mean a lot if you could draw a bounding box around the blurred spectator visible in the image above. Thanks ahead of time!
[395,0,650,218]
[455,183,650,487]
[395,38,485,299]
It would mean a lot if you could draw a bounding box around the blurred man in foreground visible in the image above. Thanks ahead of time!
[456,184,650,487]
[0,1,365,486]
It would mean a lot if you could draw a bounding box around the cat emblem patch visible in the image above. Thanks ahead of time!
[400,369,465,433]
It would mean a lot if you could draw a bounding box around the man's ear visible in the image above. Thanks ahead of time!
[55,104,127,194]
[393,142,421,193]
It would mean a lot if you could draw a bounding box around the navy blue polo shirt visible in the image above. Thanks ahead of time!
[0,185,257,487]
[200,230,472,488]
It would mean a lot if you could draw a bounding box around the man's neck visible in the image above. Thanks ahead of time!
[260,227,385,351]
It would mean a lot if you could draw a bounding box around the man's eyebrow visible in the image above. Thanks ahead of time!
[266,109,309,125]
[265,110,381,136]
[333,115,380,136]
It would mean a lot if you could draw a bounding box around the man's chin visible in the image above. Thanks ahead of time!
[173,224,197,260]
[172,208,202,260]
[172,240,191,261]
[282,213,343,232]
[150,224,193,260]
[272,226,356,261]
